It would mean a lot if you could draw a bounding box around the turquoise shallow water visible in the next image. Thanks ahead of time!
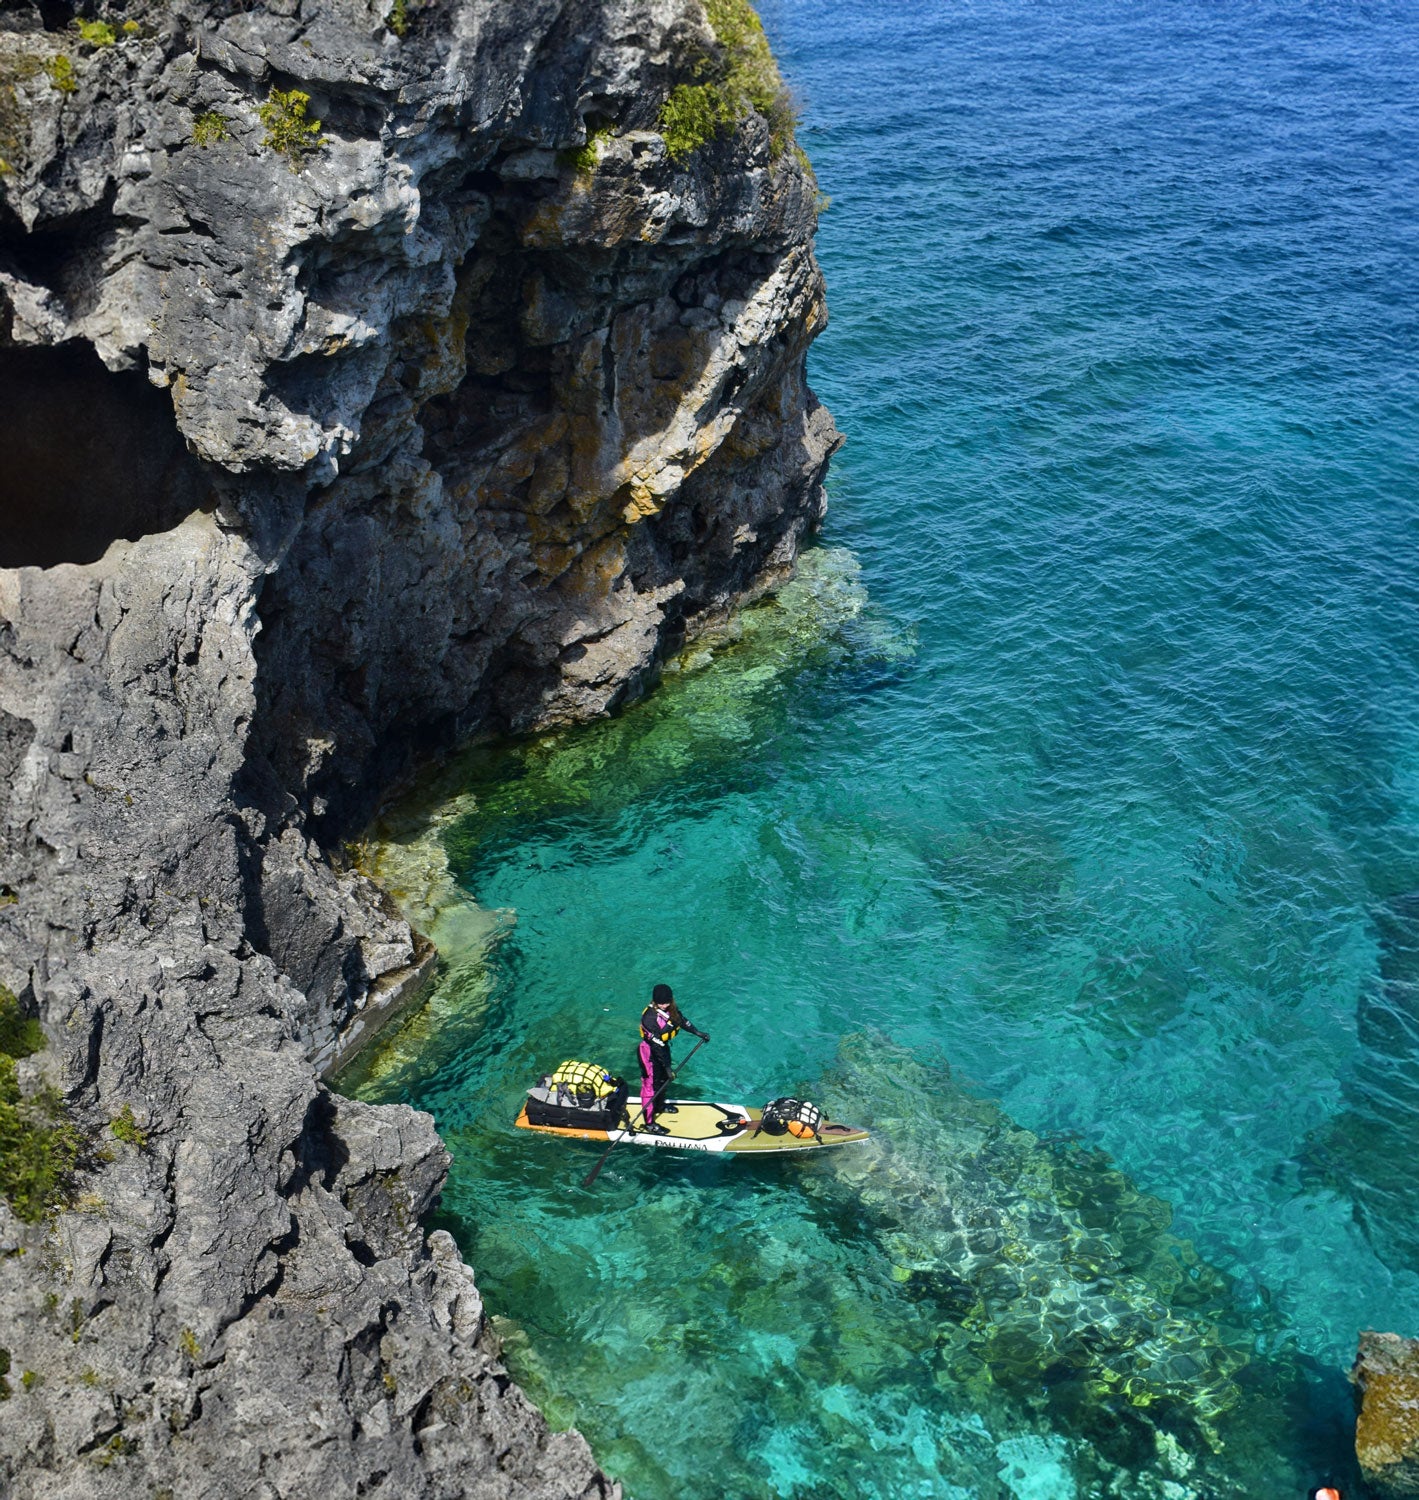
[347,2,1419,1494]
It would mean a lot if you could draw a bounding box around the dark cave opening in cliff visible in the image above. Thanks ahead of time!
[0,342,210,569]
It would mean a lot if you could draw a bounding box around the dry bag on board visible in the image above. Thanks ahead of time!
[758,1097,824,1141]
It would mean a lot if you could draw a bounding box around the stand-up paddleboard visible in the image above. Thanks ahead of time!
[514,1096,869,1155]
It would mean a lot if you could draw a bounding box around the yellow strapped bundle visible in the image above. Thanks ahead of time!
[549,1059,616,1101]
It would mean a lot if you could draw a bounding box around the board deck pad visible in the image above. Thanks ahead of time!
[515,1097,869,1154]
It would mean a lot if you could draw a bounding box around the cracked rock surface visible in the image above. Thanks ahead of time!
[0,0,835,1493]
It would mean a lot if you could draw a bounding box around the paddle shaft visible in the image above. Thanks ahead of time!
[580,1037,708,1189]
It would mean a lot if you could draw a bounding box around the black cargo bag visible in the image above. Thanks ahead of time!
[524,1076,628,1131]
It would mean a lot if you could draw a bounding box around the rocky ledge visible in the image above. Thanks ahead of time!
[0,0,837,1493]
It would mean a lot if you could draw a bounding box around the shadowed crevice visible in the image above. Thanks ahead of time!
[0,342,211,568]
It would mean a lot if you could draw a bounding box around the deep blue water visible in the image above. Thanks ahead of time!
[348,3,1419,1495]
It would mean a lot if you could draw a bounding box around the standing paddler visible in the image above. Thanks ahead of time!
[636,983,709,1134]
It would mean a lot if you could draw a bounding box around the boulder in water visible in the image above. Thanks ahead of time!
[1352,1331,1419,1498]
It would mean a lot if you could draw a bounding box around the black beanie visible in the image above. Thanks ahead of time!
[652,983,674,1006]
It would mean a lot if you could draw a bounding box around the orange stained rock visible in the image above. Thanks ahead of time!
[1356,1365,1419,1467]
[621,489,660,525]
[567,532,629,595]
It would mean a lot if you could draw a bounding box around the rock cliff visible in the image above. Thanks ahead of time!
[0,0,837,1493]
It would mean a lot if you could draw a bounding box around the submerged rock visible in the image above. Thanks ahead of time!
[811,1039,1305,1490]
[1353,1331,1419,1499]
[1303,892,1419,1270]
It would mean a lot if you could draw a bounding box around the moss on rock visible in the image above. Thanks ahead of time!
[0,48,43,172]
[0,985,83,1224]
[659,0,796,162]
[258,88,324,169]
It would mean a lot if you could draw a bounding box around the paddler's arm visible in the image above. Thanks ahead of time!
[666,999,709,1041]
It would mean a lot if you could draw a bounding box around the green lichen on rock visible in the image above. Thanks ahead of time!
[659,0,796,163]
[0,985,42,1059]
[110,1103,149,1152]
[71,19,117,48]
[0,51,41,173]
[258,87,324,169]
[43,54,77,96]
[0,985,83,1224]
[562,123,613,175]
[93,1432,137,1467]
[191,111,230,148]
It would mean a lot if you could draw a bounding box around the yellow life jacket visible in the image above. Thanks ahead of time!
[639,1003,679,1045]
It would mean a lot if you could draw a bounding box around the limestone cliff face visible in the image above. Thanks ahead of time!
[0,0,837,1493]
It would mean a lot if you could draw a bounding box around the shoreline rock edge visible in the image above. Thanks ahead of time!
[0,1,836,1494]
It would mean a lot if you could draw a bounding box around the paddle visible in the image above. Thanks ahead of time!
[581,1037,708,1189]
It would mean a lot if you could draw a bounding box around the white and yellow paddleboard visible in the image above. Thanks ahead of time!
[514,1097,869,1155]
